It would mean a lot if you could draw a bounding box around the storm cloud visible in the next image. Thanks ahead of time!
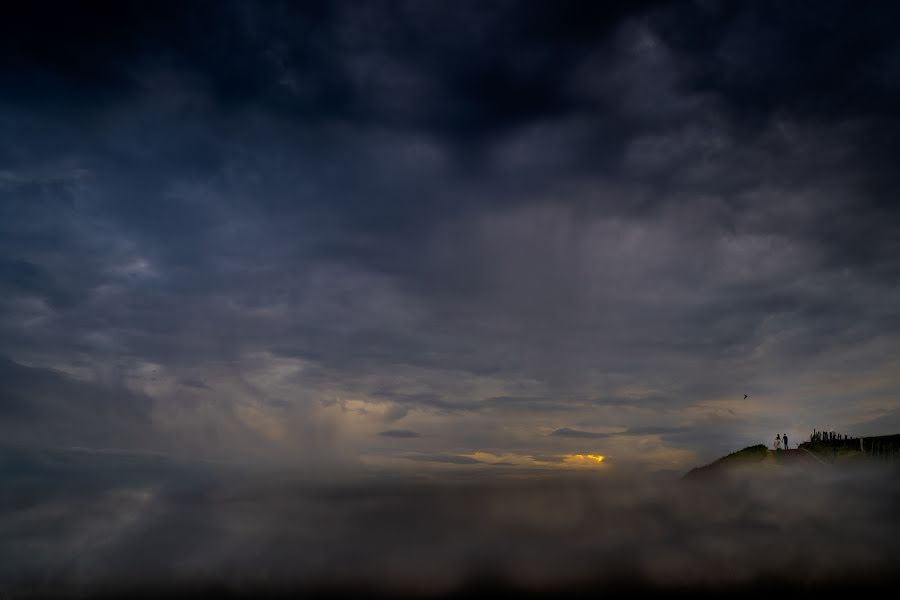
[4,2,900,595]
[2,1,900,478]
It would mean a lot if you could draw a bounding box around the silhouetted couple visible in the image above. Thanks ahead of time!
[775,433,789,450]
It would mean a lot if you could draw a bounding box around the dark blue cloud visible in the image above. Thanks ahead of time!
[405,454,482,465]
[377,429,421,439]
[549,428,612,440]
[0,0,898,470]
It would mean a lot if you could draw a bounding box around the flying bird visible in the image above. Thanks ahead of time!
[743,394,748,399]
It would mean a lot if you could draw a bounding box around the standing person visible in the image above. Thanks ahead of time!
[775,434,782,450]
[783,433,789,449]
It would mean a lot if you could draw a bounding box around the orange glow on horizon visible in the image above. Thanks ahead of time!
[563,454,605,465]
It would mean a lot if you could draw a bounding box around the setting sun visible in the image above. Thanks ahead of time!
[563,454,606,466]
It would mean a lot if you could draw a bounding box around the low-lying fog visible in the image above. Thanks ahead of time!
[3,450,900,596]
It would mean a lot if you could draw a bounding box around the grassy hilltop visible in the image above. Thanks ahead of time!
[799,433,900,465]
[684,444,771,479]
[686,433,900,479]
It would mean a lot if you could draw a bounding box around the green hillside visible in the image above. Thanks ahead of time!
[683,444,770,479]
[799,433,900,465]
[686,433,900,478]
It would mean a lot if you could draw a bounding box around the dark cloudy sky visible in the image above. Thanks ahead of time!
[3,0,900,474]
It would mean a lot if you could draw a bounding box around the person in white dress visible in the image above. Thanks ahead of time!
[774,434,782,450]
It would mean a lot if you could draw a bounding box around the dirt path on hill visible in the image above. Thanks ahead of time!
[780,448,828,467]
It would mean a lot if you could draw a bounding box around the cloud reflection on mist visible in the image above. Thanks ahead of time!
[3,457,900,596]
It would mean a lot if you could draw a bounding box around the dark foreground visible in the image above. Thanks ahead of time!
[4,449,900,598]
[35,576,900,600]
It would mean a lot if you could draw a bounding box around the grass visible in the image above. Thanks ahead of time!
[685,433,900,478]
[683,444,770,479]
[800,434,900,465]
